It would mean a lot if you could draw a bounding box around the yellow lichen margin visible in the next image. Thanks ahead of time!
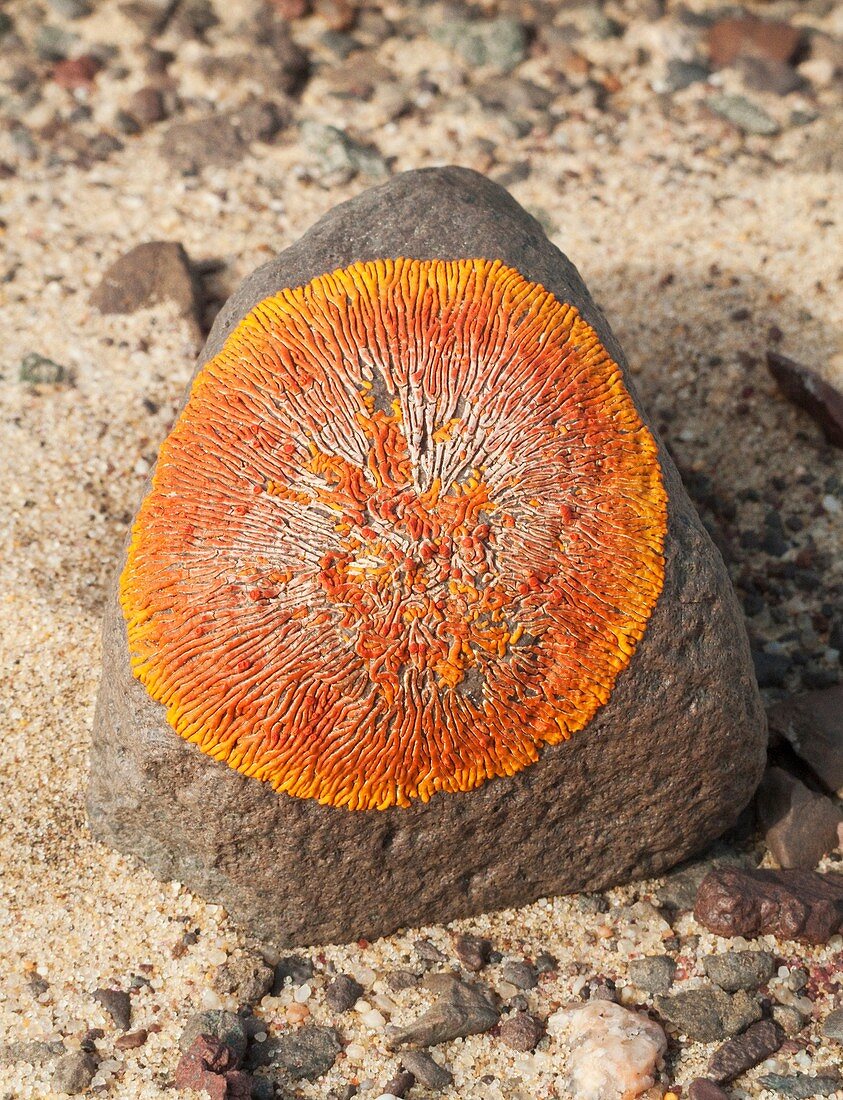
[120,257,668,811]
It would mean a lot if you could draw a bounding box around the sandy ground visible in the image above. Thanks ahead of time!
[1,0,842,1096]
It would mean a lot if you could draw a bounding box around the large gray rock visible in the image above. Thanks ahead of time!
[87,167,766,946]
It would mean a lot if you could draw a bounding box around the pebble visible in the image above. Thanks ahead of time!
[822,1007,843,1041]
[708,94,779,136]
[499,1011,544,1052]
[245,1024,341,1081]
[708,17,802,68]
[694,866,843,944]
[628,955,676,994]
[114,1028,148,1050]
[0,1039,66,1064]
[386,970,419,992]
[654,987,762,1042]
[273,954,314,991]
[771,1004,808,1036]
[758,767,842,870]
[688,1081,730,1100]
[159,115,246,174]
[52,1051,99,1095]
[128,86,167,125]
[548,1000,667,1100]
[179,1010,249,1064]
[455,934,493,972]
[399,1050,453,1091]
[213,952,274,1005]
[758,1073,843,1098]
[325,973,364,1012]
[663,59,711,92]
[90,240,200,321]
[767,353,843,449]
[431,16,527,71]
[175,1034,249,1098]
[19,352,66,385]
[500,960,538,989]
[47,0,93,16]
[707,1020,784,1084]
[382,1070,415,1097]
[300,121,389,184]
[702,950,775,992]
[93,987,132,1030]
[386,978,500,1049]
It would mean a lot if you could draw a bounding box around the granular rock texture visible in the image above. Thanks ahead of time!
[88,167,766,945]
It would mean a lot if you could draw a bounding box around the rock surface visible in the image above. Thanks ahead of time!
[768,687,843,795]
[757,767,842,869]
[87,166,767,946]
[694,866,843,944]
[655,987,762,1042]
[701,950,775,993]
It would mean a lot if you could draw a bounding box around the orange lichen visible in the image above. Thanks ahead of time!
[120,257,668,810]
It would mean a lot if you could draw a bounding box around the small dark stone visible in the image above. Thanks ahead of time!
[738,56,805,96]
[694,866,843,944]
[628,955,676,994]
[500,961,538,989]
[90,241,200,321]
[325,973,364,1013]
[79,1029,104,1053]
[414,939,446,965]
[179,1010,249,1065]
[767,352,843,449]
[387,969,420,991]
[214,953,274,1005]
[823,1007,843,1041]
[688,1081,730,1100]
[771,1004,806,1036]
[387,979,500,1049]
[383,1069,415,1097]
[758,767,842,870]
[272,955,314,992]
[250,1077,275,1100]
[657,860,715,909]
[655,987,762,1042]
[585,977,618,1003]
[245,1025,341,1081]
[664,59,710,91]
[454,934,492,972]
[129,86,166,125]
[498,1012,544,1052]
[115,1028,148,1050]
[19,352,66,385]
[707,1019,784,1084]
[702,950,775,992]
[535,952,558,974]
[159,115,246,174]
[758,1072,843,1098]
[399,1050,453,1090]
[753,648,792,688]
[52,1052,99,1095]
[93,988,131,1030]
[768,687,843,797]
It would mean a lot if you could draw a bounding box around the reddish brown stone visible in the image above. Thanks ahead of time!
[499,1012,544,1051]
[114,1029,148,1050]
[706,1020,784,1084]
[708,18,802,68]
[688,1080,730,1100]
[758,767,842,869]
[694,866,843,944]
[90,241,200,321]
[767,352,843,448]
[52,56,101,90]
[768,687,843,794]
[175,1034,239,1098]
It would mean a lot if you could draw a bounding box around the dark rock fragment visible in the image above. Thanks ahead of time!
[90,241,200,321]
[655,987,761,1042]
[702,950,775,992]
[386,979,500,1049]
[768,687,843,795]
[758,767,842,870]
[214,952,274,1005]
[52,1051,99,1095]
[454,934,492,972]
[706,1019,784,1084]
[179,1010,249,1064]
[272,955,314,992]
[325,974,364,1012]
[93,988,131,1030]
[688,1080,730,1100]
[628,955,676,994]
[767,352,843,448]
[694,866,843,944]
[499,1012,544,1051]
[399,1050,453,1090]
[244,1025,341,1081]
[759,1073,843,1098]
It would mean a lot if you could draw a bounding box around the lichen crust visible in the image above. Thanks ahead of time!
[120,257,668,810]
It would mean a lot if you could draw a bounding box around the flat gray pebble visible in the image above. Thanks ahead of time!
[52,1052,99,1095]
[399,1050,453,1091]
[629,955,677,994]
[703,950,775,992]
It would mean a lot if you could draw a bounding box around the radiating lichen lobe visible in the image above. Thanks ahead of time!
[120,257,668,810]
